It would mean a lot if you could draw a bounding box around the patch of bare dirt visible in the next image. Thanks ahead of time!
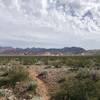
[28,67,49,100]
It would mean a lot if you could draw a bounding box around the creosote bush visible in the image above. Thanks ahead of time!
[27,81,37,92]
[51,76,100,100]
[0,61,29,87]
[0,90,5,97]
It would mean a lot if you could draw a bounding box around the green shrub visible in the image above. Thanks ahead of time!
[27,81,37,92]
[0,63,29,87]
[76,68,90,79]
[51,79,100,100]
[0,89,5,97]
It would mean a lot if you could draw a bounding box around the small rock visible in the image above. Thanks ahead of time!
[7,95,17,100]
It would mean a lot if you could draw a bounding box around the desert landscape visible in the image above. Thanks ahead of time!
[0,0,100,100]
[0,56,100,100]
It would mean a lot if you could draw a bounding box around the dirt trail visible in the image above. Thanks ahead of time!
[28,68,49,100]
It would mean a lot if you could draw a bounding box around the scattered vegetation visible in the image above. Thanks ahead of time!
[0,62,29,87]
[51,67,100,100]
[0,61,37,99]
[0,56,100,100]
[27,81,37,92]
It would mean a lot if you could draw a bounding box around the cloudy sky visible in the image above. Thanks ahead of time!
[0,0,100,49]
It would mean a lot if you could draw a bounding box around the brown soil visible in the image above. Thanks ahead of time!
[28,68,49,100]
[0,97,4,100]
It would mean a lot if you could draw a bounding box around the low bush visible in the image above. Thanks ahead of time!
[27,81,37,92]
[51,78,100,100]
[0,89,5,97]
[0,62,29,87]
[76,68,90,79]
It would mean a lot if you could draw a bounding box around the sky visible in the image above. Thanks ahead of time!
[0,0,100,49]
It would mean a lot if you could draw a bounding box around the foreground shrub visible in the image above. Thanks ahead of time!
[76,68,90,79]
[0,89,5,97]
[27,81,37,92]
[0,62,29,87]
[51,78,100,100]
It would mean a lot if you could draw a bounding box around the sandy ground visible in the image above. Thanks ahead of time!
[28,67,49,100]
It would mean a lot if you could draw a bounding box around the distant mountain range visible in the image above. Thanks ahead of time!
[0,47,86,56]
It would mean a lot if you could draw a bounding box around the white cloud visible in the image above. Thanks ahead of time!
[0,0,100,49]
